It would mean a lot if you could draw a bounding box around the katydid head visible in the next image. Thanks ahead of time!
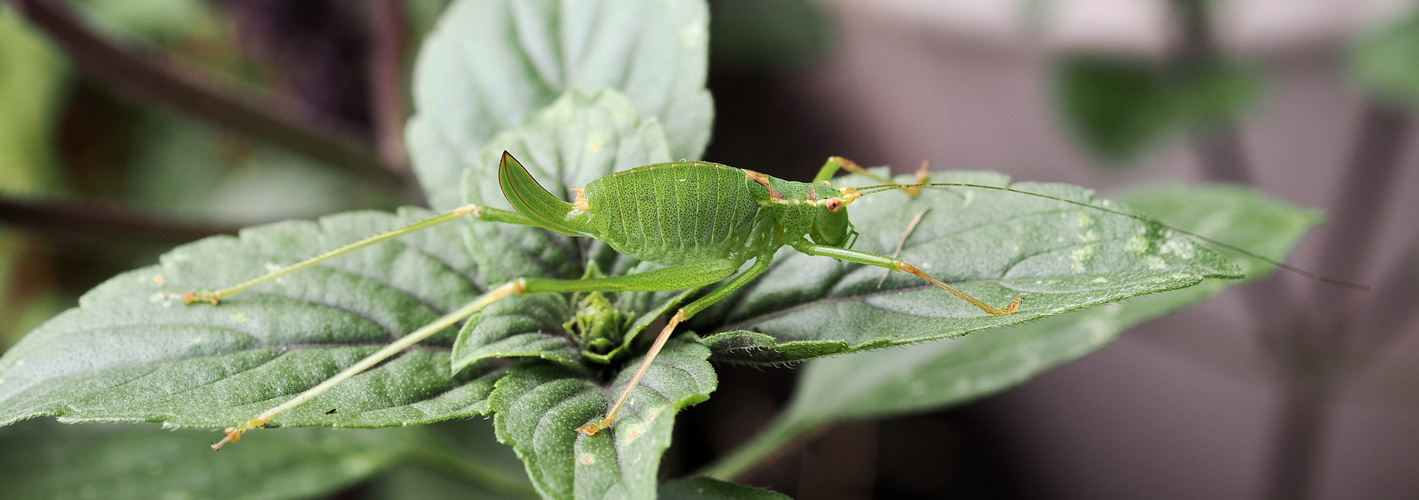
[808,186,863,247]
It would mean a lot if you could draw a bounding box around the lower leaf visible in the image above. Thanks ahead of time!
[490,337,716,500]
[0,419,535,500]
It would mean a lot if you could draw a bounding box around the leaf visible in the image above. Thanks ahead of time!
[406,0,712,210]
[490,337,716,500]
[452,90,691,372]
[1109,183,1321,278]
[1348,8,1419,108]
[1055,55,1265,165]
[659,477,791,500]
[704,183,1318,480]
[696,171,1243,364]
[0,419,536,500]
[0,207,502,429]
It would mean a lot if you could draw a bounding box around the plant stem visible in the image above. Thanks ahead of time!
[699,415,820,482]
[1257,103,1410,500]
[369,0,411,175]
[2,0,404,185]
[1191,128,1253,184]
[1356,233,1419,353]
[405,445,540,497]
[1263,378,1332,500]
[1309,103,1411,335]
[0,195,243,241]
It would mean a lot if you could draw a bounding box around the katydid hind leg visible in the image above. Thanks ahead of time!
[877,207,932,288]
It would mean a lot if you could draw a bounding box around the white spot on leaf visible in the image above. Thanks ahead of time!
[1160,239,1195,259]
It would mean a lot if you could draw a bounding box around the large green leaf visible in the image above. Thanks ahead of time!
[703,183,1318,480]
[695,171,1243,364]
[787,184,1318,421]
[0,207,501,429]
[0,419,536,500]
[491,337,716,500]
[406,0,712,210]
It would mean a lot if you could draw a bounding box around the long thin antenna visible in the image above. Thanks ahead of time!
[854,181,1369,291]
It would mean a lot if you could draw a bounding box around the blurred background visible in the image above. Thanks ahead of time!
[1,0,1417,498]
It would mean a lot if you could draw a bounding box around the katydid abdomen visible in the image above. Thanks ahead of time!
[582,162,765,266]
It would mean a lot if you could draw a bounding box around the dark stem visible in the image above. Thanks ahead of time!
[1191,128,1254,184]
[3,0,404,185]
[1263,379,1332,500]
[0,195,244,242]
[1167,3,1346,500]
[1169,0,1306,335]
[369,0,411,175]
[1355,233,1419,353]
[1309,103,1411,334]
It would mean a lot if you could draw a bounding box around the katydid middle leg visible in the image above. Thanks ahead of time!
[210,258,746,449]
[810,157,931,197]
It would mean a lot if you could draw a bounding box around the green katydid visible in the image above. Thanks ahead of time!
[188,151,1349,449]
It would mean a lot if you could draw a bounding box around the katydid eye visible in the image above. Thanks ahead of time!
[826,198,842,212]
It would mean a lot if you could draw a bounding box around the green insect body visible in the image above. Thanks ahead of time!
[503,158,857,268]
[196,152,1024,448]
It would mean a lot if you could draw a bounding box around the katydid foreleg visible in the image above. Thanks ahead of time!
[812,156,931,197]
[179,203,538,305]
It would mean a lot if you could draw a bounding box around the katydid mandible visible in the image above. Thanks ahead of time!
[187,152,1344,449]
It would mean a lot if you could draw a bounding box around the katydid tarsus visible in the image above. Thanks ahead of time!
[188,151,1354,449]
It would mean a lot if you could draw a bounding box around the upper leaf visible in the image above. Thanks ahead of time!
[0,207,500,429]
[695,171,1244,363]
[406,0,713,210]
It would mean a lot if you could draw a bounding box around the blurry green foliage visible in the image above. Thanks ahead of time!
[710,0,834,71]
[1054,55,1266,166]
[0,10,66,347]
[0,10,64,193]
[1349,7,1419,108]
[72,0,218,43]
